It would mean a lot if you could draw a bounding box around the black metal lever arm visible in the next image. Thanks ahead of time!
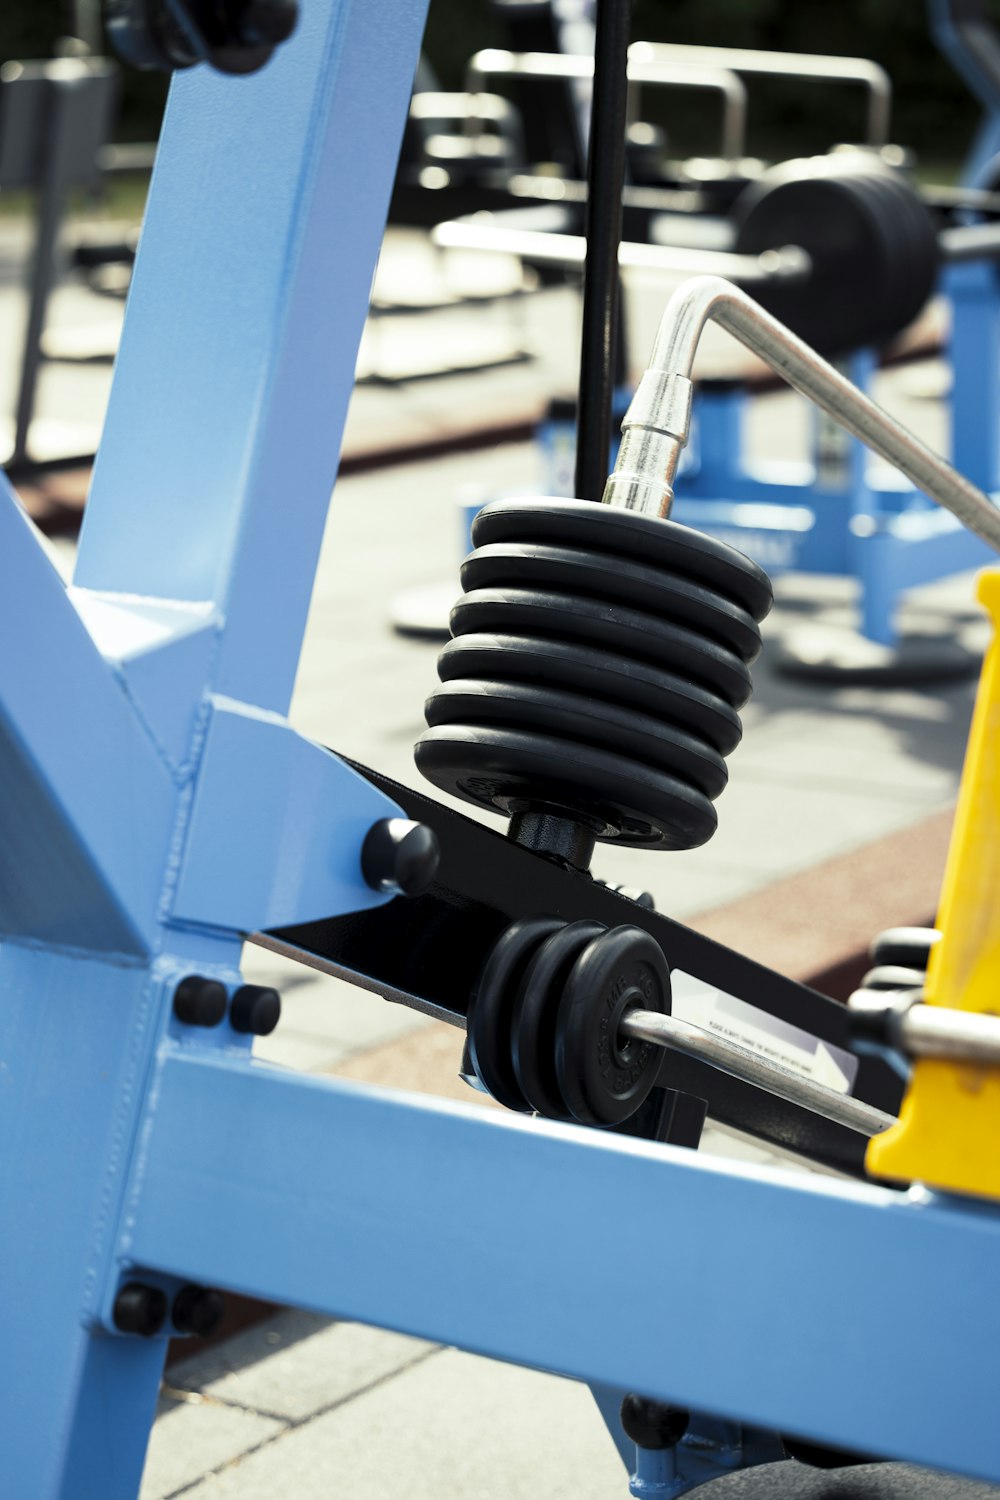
[260,757,903,1177]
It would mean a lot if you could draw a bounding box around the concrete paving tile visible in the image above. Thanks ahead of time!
[175,1347,625,1500]
[587,846,765,919]
[139,1393,283,1500]
[733,701,971,799]
[243,947,433,1064]
[329,1018,495,1107]
[169,1312,434,1423]
[672,775,953,883]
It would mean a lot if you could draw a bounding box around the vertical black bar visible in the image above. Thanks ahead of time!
[574,0,632,503]
[12,81,73,468]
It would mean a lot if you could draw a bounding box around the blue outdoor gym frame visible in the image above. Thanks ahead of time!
[2,4,1000,1497]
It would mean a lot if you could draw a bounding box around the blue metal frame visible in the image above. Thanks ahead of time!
[928,0,1000,186]
[668,340,999,647]
[3,5,1000,1497]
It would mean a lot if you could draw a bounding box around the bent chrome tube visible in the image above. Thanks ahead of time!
[432,218,810,284]
[629,41,892,149]
[622,1008,896,1138]
[602,273,1000,552]
[465,48,748,162]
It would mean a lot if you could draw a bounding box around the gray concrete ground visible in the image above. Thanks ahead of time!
[1,214,987,1497]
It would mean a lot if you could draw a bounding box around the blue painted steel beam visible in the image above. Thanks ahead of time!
[74,0,429,716]
[126,1050,1000,1485]
[0,476,175,952]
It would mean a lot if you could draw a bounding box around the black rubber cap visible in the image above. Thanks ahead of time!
[620,1395,690,1450]
[238,0,299,45]
[230,984,281,1036]
[113,1282,168,1337]
[362,819,441,897]
[173,975,228,1028]
[172,1285,226,1338]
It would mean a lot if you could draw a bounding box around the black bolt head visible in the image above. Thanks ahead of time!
[173,975,228,1028]
[620,1395,690,1450]
[113,1282,168,1337]
[172,1285,226,1338]
[361,819,440,898]
[230,984,281,1036]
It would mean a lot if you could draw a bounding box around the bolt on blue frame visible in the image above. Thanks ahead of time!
[2,5,1000,1498]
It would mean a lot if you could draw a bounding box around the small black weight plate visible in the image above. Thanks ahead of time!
[858,964,927,993]
[424,679,728,800]
[512,920,606,1118]
[470,500,773,622]
[437,633,742,756]
[414,725,718,849]
[555,925,671,1126]
[468,915,563,1110]
[451,590,753,710]
[461,543,762,663]
[869,926,940,971]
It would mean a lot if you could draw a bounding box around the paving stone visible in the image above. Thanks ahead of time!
[243,948,432,1070]
[169,1310,434,1423]
[174,1347,625,1500]
[139,1393,283,1500]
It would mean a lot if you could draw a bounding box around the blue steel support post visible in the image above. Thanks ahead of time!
[0,2,429,1494]
[949,259,1000,493]
[928,0,1000,185]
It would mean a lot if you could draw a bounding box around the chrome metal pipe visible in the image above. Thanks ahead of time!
[940,221,1000,263]
[628,41,892,149]
[622,1008,896,1138]
[465,49,749,162]
[432,219,810,284]
[848,990,1000,1066]
[602,274,1000,551]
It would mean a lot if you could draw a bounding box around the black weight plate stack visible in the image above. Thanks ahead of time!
[555,925,671,1125]
[512,920,606,1117]
[467,917,671,1127]
[467,915,564,1111]
[415,499,771,851]
[733,153,940,356]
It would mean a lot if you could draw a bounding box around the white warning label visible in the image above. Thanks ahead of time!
[671,971,858,1094]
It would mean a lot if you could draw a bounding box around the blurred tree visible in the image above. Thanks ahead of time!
[0,0,985,167]
[0,0,166,143]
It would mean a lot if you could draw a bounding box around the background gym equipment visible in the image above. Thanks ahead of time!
[0,53,119,470]
[7,2,1000,1497]
[423,144,1000,661]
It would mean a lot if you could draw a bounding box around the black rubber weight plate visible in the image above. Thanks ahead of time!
[735,166,881,353]
[424,678,728,800]
[461,542,762,663]
[451,590,753,710]
[471,499,773,622]
[437,633,743,756]
[468,916,563,1110]
[414,726,719,849]
[512,920,606,1118]
[555,925,671,1126]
